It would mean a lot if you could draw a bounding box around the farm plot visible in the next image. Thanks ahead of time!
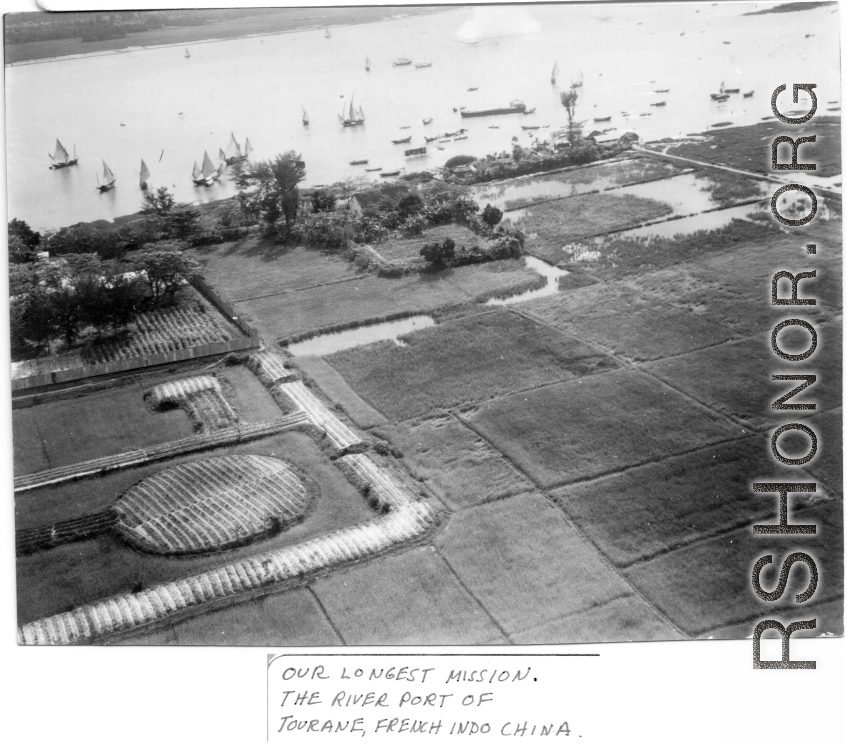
[513,192,674,264]
[12,383,195,474]
[550,436,828,568]
[146,375,238,432]
[373,224,481,267]
[464,368,740,489]
[325,309,618,421]
[374,414,533,510]
[472,157,685,211]
[193,241,360,302]
[643,318,842,431]
[434,492,633,637]
[15,429,373,624]
[622,500,843,637]
[313,545,508,645]
[521,281,733,361]
[114,455,313,554]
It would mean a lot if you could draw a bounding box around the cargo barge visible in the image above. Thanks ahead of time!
[461,100,526,118]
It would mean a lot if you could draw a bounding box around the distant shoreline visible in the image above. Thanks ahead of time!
[4,6,452,66]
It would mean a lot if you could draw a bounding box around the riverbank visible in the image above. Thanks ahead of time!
[4,6,449,65]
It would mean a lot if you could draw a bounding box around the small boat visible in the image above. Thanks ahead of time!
[350,159,369,165]
[461,100,526,118]
[743,91,755,98]
[521,125,540,130]
[654,88,670,93]
[453,135,468,140]
[639,112,652,117]
[48,139,78,169]
[399,125,411,129]
[380,170,401,177]
[425,135,439,142]
[302,107,309,126]
[719,81,740,94]
[184,48,191,59]
[415,61,432,68]
[593,116,612,122]
[221,132,251,165]
[97,160,116,192]
[523,107,537,115]
[139,159,150,190]
[551,61,560,85]
[467,87,478,91]
[392,136,412,144]
[571,70,584,88]
[365,56,370,72]
[621,111,630,116]
[601,127,616,133]
[710,93,730,101]
[488,125,499,129]
[422,117,433,125]
[650,101,667,107]
[405,146,427,157]
[723,41,730,44]
[365,166,382,172]
[325,28,331,39]
[393,58,412,66]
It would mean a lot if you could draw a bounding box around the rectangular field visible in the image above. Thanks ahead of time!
[373,224,482,266]
[324,309,618,421]
[464,368,740,489]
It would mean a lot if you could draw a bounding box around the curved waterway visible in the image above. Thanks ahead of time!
[486,256,568,306]
[286,315,435,357]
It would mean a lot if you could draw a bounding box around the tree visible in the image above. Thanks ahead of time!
[45,223,123,260]
[140,186,176,215]
[397,193,424,219]
[134,247,200,305]
[481,204,503,228]
[246,152,306,229]
[560,89,582,144]
[162,207,201,241]
[311,189,337,213]
[420,237,455,269]
[9,218,41,251]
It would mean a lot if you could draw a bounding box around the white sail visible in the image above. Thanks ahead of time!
[201,151,217,178]
[192,162,201,181]
[365,56,370,70]
[224,132,241,161]
[243,138,253,156]
[185,48,191,58]
[52,139,69,163]
[102,161,115,186]
[551,62,560,82]
[219,148,227,161]
[139,159,150,185]
[356,106,365,120]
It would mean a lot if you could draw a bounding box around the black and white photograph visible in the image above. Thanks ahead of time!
[3,0,842,671]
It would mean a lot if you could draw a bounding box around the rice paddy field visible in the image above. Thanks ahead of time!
[14,141,843,645]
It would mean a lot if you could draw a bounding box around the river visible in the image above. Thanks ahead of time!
[4,2,840,232]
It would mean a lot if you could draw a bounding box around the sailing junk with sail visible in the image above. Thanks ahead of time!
[49,139,78,169]
[221,133,252,165]
[97,161,116,192]
[365,57,371,72]
[339,95,365,127]
[551,61,560,84]
[139,160,150,190]
[303,107,310,126]
[192,151,222,186]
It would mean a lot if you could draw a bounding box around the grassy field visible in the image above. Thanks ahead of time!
[666,117,842,177]
[622,500,842,636]
[514,192,675,264]
[16,429,374,624]
[374,414,533,510]
[522,281,733,361]
[643,318,842,431]
[324,309,618,421]
[551,436,826,568]
[464,368,739,489]
[693,170,768,208]
[373,224,482,267]
[192,241,360,303]
[313,546,508,645]
[434,492,634,636]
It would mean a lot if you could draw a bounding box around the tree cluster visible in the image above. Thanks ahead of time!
[236,152,306,234]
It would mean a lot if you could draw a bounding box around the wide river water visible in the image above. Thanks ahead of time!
[5,3,840,232]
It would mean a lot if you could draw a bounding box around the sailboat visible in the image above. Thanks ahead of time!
[339,95,365,127]
[551,61,560,85]
[184,48,191,59]
[97,161,116,192]
[222,133,252,165]
[139,160,150,190]
[325,28,331,39]
[302,107,309,126]
[571,70,584,88]
[192,151,222,186]
[49,139,78,169]
[365,57,370,72]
